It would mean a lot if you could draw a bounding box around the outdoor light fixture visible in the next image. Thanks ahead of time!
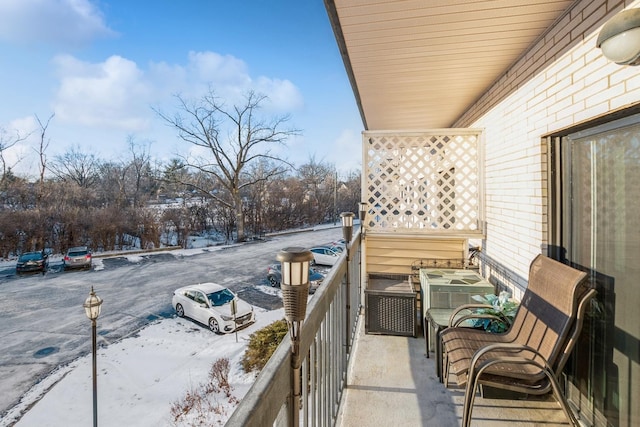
[359,202,368,236]
[597,8,640,65]
[340,211,355,244]
[340,212,355,354]
[84,287,103,321]
[83,287,103,427]
[277,247,313,427]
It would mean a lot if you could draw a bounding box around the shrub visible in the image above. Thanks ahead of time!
[241,319,288,373]
[170,357,234,426]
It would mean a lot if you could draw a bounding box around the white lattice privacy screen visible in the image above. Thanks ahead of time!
[363,130,484,236]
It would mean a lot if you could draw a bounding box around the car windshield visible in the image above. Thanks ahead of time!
[19,253,42,261]
[207,289,235,307]
[69,250,88,257]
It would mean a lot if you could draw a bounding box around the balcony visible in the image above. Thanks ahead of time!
[227,232,576,426]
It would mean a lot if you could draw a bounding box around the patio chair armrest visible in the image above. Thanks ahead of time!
[452,313,504,328]
[469,342,553,374]
[447,303,494,326]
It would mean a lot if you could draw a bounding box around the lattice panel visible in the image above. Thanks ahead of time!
[364,131,483,235]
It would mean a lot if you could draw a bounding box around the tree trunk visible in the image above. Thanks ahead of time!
[234,192,245,242]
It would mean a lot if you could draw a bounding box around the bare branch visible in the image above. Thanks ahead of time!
[155,89,299,241]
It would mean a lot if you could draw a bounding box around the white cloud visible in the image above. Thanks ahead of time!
[255,77,304,112]
[0,0,116,46]
[331,128,362,173]
[51,51,305,134]
[155,51,304,112]
[52,54,153,130]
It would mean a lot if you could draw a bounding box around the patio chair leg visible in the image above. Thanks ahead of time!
[462,367,480,427]
[443,353,450,387]
[547,370,580,427]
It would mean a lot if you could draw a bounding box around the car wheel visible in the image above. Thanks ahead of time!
[310,259,317,266]
[208,318,220,333]
[175,304,184,317]
[268,276,279,287]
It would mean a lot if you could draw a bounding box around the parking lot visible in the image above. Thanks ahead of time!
[0,227,341,419]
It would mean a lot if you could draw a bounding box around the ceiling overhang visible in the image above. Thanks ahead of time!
[325,0,579,130]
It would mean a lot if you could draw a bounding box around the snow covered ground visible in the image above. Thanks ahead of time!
[5,304,285,427]
[0,225,344,427]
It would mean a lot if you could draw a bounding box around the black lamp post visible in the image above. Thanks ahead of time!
[341,212,355,353]
[277,247,313,427]
[83,287,103,427]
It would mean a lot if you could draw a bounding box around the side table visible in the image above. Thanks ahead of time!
[424,308,455,382]
[425,308,476,382]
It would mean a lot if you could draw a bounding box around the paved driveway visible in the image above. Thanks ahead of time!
[0,227,341,418]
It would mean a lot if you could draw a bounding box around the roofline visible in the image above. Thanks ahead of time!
[324,0,368,130]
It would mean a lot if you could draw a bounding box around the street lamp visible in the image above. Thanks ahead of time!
[340,212,355,353]
[277,247,313,427]
[83,287,103,427]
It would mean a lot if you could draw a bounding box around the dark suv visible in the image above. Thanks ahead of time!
[16,251,49,275]
[63,246,92,270]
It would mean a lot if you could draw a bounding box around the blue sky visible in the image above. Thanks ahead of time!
[0,0,363,178]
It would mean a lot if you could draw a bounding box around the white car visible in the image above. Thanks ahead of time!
[309,246,341,266]
[172,283,255,333]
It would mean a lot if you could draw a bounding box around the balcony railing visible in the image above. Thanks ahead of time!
[227,232,362,426]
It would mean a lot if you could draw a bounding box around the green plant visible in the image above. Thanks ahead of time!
[470,291,519,333]
[241,319,288,373]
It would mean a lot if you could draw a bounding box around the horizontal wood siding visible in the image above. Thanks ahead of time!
[365,234,467,276]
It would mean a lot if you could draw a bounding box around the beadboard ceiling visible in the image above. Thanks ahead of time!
[325,0,579,130]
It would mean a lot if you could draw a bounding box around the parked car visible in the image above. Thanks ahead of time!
[328,244,344,253]
[172,282,255,333]
[309,246,341,266]
[63,246,92,270]
[332,238,346,247]
[266,263,325,293]
[16,251,49,275]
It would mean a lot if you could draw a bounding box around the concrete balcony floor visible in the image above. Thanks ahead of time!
[336,317,573,426]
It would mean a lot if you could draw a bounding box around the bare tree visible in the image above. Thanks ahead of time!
[48,145,102,188]
[156,89,298,242]
[34,113,54,188]
[124,136,156,207]
[0,127,30,184]
[297,157,336,224]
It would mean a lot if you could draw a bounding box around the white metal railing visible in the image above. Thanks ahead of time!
[226,232,362,426]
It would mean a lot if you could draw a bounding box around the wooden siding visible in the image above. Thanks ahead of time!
[365,234,467,276]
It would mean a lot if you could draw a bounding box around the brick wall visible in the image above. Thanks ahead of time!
[454,0,640,278]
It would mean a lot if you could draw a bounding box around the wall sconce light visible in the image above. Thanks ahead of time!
[597,8,640,65]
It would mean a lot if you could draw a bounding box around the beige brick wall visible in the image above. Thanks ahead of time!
[454,0,640,278]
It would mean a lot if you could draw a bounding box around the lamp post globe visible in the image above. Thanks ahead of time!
[84,287,103,321]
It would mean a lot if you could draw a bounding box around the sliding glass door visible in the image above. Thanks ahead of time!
[556,114,640,427]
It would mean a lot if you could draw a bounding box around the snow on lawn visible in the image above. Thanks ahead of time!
[7,306,286,427]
